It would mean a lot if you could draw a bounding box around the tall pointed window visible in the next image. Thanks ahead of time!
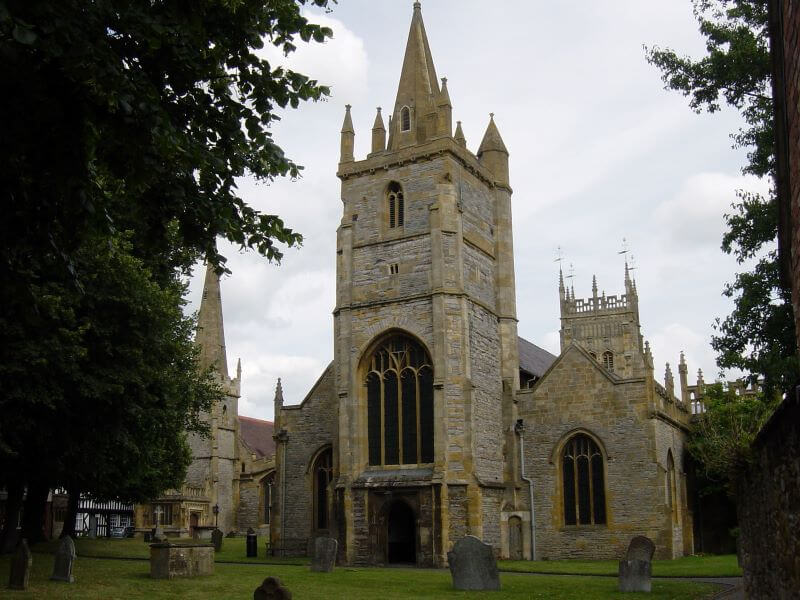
[388,182,404,228]
[562,434,606,526]
[400,106,411,131]
[667,451,677,524]
[312,448,332,530]
[262,472,275,524]
[366,335,433,466]
[602,351,614,372]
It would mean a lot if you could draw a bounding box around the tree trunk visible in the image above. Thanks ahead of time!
[21,480,49,545]
[60,485,80,539]
[0,481,23,554]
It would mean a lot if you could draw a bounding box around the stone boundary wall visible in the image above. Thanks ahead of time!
[736,394,800,599]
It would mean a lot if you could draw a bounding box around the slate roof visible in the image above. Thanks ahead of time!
[518,336,557,378]
[238,416,275,459]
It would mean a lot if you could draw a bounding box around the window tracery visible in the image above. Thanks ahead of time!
[366,335,433,466]
[562,433,606,526]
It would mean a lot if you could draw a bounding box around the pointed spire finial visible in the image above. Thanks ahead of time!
[236,358,242,380]
[454,120,466,147]
[274,377,284,405]
[413,1,421,10]
[679,351,686,366]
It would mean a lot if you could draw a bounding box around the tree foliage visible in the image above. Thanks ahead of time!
[646,0,798,397]
[688,383,776,485]
[0,0,334,544]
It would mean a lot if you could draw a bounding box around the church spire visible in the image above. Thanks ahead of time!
[340,104,355,163]
[371,107,386,154]
[454,120,466,147]
[390,1,441,149]
[196,264,229,379]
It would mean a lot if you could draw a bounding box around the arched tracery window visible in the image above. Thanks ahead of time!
[312,448,332,530]
[562,433,606,526]
[388,181,404,229]
[366,335,433,466]
[400,106,411,131]
[602,351,614,372]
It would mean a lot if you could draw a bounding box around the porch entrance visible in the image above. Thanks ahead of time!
[387,501,416,564]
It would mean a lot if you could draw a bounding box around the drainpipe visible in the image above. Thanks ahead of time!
[276,429,289,552]
[514,419,536,560]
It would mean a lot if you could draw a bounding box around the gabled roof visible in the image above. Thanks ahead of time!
[518,336,557,378]
[238,416,275,459]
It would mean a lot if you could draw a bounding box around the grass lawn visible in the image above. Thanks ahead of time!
[499,554,742,578]
[34,536,308,565]
[0,554,720,599]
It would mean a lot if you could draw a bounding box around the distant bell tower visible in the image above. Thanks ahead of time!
[332,1,520,567]
[559,262,644,378]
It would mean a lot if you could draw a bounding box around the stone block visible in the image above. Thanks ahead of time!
[149,543,214,579]
[447,535,500,591]
[310,537,338,572]
[618,559,651,593]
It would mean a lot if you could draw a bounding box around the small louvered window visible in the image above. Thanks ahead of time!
[401,106,411,131]
[388,181,404,228]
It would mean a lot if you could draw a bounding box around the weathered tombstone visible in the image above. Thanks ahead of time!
[310,537,338,572]
[50,535,76,583]
[619,536,655,593]
[253,576,292,600]
[8,539,32,590]
[447,535,500,591]
[211,528,223,552]
[87,515,97,539]
[149,543,214,579]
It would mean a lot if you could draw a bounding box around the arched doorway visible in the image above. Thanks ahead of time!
[189,513,199,538]
[387,501,416,564]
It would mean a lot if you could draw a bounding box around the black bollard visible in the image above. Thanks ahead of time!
[246,528,257,558]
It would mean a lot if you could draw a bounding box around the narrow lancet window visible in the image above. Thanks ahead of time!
[401,106,411,131]
[388,182,404,228]
[602,351,614,372]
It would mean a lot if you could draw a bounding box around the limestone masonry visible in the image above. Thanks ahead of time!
[143,2,704,564]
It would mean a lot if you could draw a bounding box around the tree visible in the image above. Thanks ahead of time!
[646,0,798,397]
[0,0,335,546]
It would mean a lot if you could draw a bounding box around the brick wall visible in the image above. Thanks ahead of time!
[736,395,800,599]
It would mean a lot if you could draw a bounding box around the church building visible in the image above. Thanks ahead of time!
[269,2,695,566]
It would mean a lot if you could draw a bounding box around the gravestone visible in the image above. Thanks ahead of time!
[87,515,97,539]
[310,537,337,572]
[618,536,655,593]
[8,539,32,590]
[447,535,500,591]
[253,576,292,600]
[152,525,166,543]
[50,535,76,583]
[211,528,223,552]
[150,543,214,579]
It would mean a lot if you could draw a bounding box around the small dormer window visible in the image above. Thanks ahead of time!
[388,181,404,228]
[400,106,411,131]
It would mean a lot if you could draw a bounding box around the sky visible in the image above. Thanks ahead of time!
[185,1,768,421]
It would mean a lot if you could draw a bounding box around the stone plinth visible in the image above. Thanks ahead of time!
[150,543,214,579]
[193,526,216,541]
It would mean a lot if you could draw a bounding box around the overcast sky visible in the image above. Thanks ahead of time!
[186,1,767,421]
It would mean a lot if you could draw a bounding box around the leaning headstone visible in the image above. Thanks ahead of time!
[253,576,292,600]
[447,535,500,591]
[50,535,76,583]
[8,539,32,590]
[211,528,223,552]
[619,536,655,593]
[310,537,338,572]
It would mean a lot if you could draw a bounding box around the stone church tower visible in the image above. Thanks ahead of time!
[273,2,522,566]
[186,266,242,534]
